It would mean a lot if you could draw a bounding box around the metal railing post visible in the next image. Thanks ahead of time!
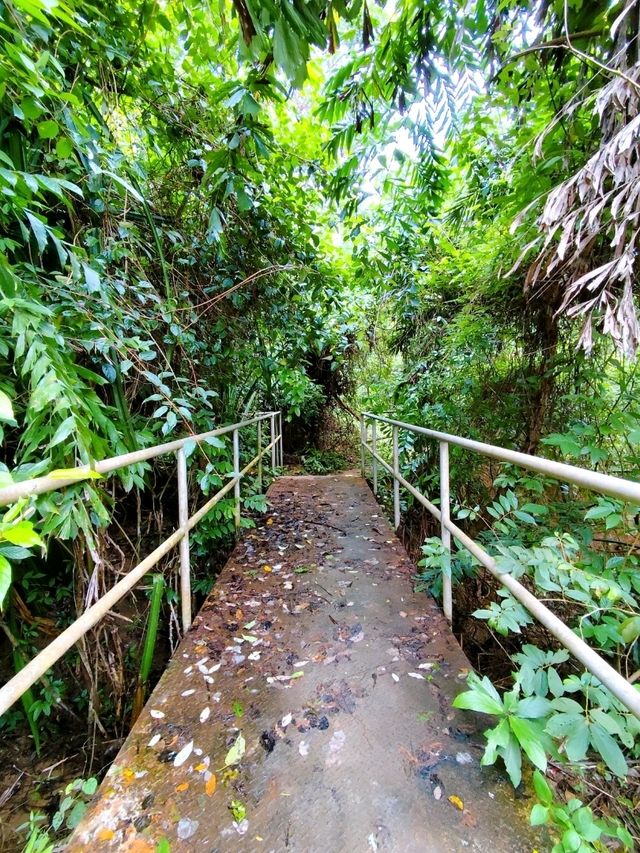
[392,425,400,530]
[257,419,263,492]
[440,440,452,623]
[372,420,378,494]
[278,411,283,467]
[360,414,365,477]
[233,428,241,530]
[270,413,276,471]
[177,446,191,631]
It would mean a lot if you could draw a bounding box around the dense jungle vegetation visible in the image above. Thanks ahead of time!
[1,0,640,849]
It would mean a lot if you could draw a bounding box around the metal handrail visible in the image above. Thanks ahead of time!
[360,412,640,719]
[0,411,283,718]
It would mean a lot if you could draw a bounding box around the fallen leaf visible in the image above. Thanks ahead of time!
[174,740,194,768]
[263,565,272,573]
[205,774,217,797]
[448,795,464,811]
[97,828,114,841]
[127,840,155,852]
[225,732,246,766]
[175,782,189,792]
[122,768,135,785]
[194,762,207,772]
[266,518,273,525]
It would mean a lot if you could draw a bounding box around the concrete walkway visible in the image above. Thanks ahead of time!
[67,472,538,852]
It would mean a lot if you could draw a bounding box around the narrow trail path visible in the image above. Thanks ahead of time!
[68,472,538,852]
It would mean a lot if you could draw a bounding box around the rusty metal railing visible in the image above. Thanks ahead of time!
[0,411,283,717]
[360,412,640,719]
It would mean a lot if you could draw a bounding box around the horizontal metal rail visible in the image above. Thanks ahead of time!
[0,413,279,506]
[0,413,282,718]
[364,413,640,504]
[360,412,640,719]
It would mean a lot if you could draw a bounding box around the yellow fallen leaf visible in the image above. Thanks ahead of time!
[122,768,135,785]
[205,774,217,797]
[263,565,272,573]
[175,782,189,792]
[97,828,114,841]
[194,762,207,772]
[266,518,273,525]
[448,795,464,811]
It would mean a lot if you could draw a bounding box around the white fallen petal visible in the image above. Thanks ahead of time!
[173,740,194,768]
[281,713,293,728]
[200,707,211,723]
[181,689,196,697]
[148,734,161,747]
[408,673,424,680]
[299,741,309,756]
[150,709,165,719]
[391,673,400,683]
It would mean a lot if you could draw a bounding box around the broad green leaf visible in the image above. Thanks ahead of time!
[224,732,245,766]
[529,804,548,826]
[453,687,503,716]
[509,716,547,771]
[205,436,225,448]
[25,211,48,252]
[589,723,627,777]
[0,554,10,609]
[2,522,42,548]
[620,616,640,644]
[0,390,14,422]
[37,119,59,139]
[531,769,552,805]
[517,696,551,719]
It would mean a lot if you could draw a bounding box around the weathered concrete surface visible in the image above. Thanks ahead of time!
[67,472,539,852]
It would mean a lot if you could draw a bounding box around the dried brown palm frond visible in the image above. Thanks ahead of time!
[515,61,640,357]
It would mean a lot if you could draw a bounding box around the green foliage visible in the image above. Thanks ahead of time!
[19,777,98,852]
[530,771,633,853]
[300,449,348,474]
